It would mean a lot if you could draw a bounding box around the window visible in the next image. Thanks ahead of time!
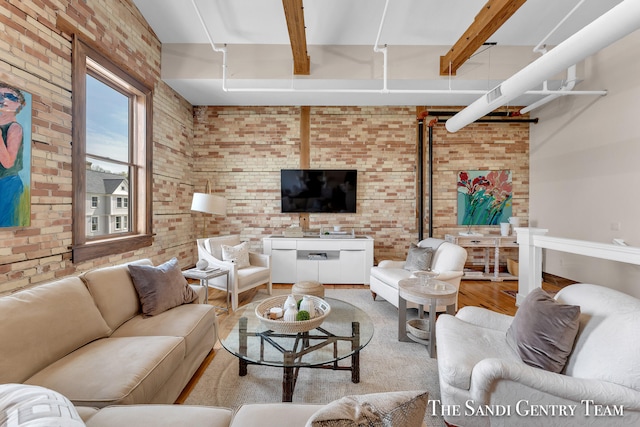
[71,38,153,263]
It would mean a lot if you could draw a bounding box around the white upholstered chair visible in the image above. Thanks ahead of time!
[369,238,467,311]
[197,235,272,311]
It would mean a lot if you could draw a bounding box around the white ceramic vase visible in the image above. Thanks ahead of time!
[284,294,297,311]
[283,306,298,322]
[299,295,315,318]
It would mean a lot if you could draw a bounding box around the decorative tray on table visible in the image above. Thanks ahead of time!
[255,295,331,333]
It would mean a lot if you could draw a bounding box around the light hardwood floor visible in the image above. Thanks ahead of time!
[176,278,565,403]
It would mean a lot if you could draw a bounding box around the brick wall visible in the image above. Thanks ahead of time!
[0,1,529,295]
[0,0,196,295]
[194,106,529,267]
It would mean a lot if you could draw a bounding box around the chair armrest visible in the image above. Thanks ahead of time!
[377,259,405,269]
[432,271,463,282]
[249,252,270,268]
[470,358,640,410]
[455,306,514,332]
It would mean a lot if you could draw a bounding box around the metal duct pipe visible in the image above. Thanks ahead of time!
[446,0,640,133]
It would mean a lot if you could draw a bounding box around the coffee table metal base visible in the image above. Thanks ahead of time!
[238,318,361,402]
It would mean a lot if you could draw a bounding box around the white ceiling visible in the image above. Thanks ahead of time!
[132,0,624,107]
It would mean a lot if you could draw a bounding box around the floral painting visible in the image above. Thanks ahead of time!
[1,82,31,228]
[457,170,512,225]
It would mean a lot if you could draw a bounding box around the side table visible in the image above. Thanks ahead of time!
[182,267,230,312]
[398,278,457,358]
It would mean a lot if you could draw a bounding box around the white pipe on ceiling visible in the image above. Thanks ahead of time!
[519,65,577,114]
[446,0,640,133]
[189,0,609,101]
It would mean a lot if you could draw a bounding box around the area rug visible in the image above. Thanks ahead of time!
[185,288,445,426]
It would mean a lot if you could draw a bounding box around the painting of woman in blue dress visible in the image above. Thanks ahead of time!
[0,82,31,227]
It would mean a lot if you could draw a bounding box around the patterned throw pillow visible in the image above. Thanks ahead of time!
[403,243,434,272]
[305,390,429,427]
[221,241,250,269]
[0,383,85,426]
[128,257,198,317]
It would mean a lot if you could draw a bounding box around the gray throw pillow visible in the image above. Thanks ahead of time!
[305,390,429,427]
[506,288,580,373]
[128,257,198,317]
[403,243,434,272]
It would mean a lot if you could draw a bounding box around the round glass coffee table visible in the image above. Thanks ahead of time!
[220,297,374,402]
[398,278,457,358]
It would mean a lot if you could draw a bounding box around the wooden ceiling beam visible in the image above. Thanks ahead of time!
[282,0,310,75]
[440,0,527,76]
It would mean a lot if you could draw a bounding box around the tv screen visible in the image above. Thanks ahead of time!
[281,169,357,213]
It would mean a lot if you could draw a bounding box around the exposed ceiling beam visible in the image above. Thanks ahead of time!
[282,0,310,75]
[440,0,527,76]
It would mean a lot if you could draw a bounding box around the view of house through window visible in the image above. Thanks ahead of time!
[85,74,131,237]
[71,38,152,263]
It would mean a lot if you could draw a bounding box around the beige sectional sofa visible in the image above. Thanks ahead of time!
[0,259,217,408]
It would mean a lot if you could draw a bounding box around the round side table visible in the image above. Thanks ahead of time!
[398,278,457,358]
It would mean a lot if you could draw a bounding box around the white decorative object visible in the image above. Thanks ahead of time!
[283,306,298,322]
[255,295,331,333]
[196,259,209,270]
[284,294,298,311]
[299,295,315,318]
[508,217,520,227]
[500,223,511,236]
[269,307,283,319]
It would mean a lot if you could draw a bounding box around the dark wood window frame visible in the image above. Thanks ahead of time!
[71,37,153,263]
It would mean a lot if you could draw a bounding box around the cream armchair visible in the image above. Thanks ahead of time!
[197,235,272,311]
[435,284,640,427]
[370,238,467,311]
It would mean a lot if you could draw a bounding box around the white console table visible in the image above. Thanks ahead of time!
[445,234,518,281]
[263,235,374,284]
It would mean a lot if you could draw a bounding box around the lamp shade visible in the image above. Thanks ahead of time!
[191,192,227,216]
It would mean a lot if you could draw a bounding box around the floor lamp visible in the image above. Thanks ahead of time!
[191,181,227,238]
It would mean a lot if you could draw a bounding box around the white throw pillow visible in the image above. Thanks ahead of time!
[0,383,85,426]
[221,241,250,269]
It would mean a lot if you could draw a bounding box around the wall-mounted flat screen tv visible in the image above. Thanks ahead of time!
[281,169,357,213]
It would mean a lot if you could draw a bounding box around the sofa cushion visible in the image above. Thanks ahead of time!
[231,403,322,427]
[128,258,198,317]
[436,314,520,390]
[506,288,580,373]
[84,405,233,427]
[369,267,412,290]
[305,390,429,427]
[237,265,271,290]
[0,277,111,384]
[110,303,216,356]
[25,336,185,408]
[404,243,433,272]
[0,383,85,426]
[81,259,153,331]
[221,241,250,269]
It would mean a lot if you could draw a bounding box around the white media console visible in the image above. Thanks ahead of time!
[263,235,374,284]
